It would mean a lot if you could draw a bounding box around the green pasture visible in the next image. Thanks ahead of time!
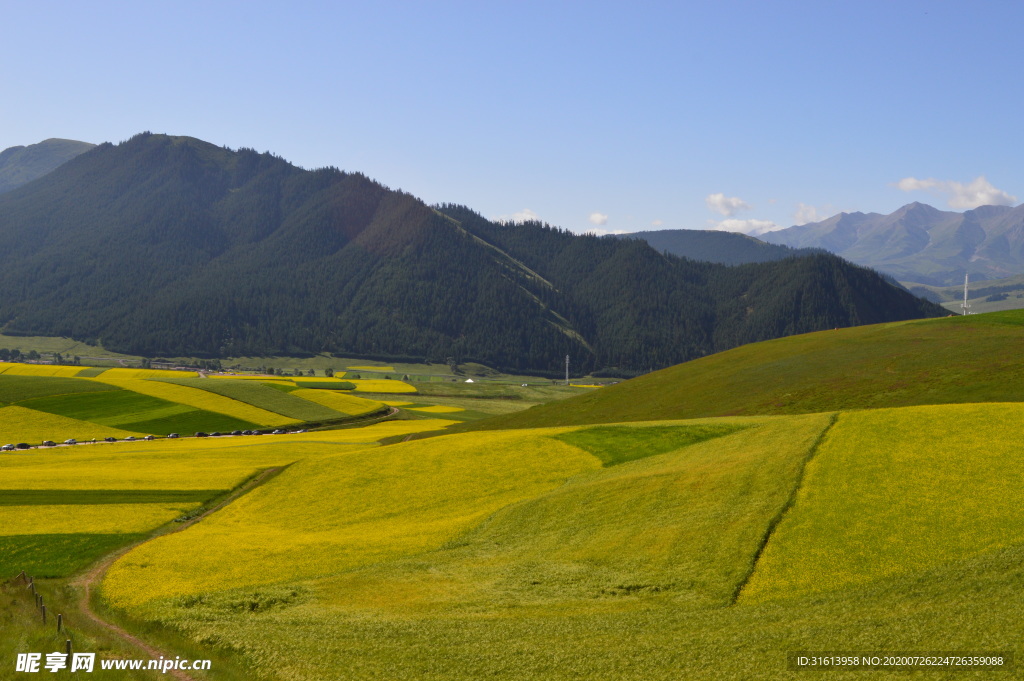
[1,534,146,578]
[555,422,747,467]
[468,310,1024,430]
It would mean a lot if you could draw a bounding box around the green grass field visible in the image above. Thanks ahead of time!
[465,310,1024,430]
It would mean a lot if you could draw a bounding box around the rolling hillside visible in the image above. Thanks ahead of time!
[464,309,1024,430]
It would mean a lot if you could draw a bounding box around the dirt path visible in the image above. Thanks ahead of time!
[69,467,286,680]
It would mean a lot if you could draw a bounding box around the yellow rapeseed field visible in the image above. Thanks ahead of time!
[382,401,413,407]
[89,378,299,427]
[102,427,597,606]
[741,402,1024,603]
[0,423,452,492]
[0,503,198,535]
[0,363,86,377]
[347,379,417,393]
[0,405,144,444]
[290,389,384,416]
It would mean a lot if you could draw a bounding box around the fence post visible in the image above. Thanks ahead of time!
[57,613,63,633]
[41,604,46,624]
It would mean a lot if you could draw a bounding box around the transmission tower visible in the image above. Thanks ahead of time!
[961,273,971,315]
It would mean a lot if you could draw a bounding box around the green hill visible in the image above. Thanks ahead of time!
[465,309,1024,430]
[617,228,822,265]
[0,138,95,194]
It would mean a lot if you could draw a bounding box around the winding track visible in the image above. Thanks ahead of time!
[69,466,286,681]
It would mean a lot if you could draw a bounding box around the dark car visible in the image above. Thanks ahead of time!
[195,432,209,438]
[231,430,243,436]
[41,441,56,447]
[104,437,117,442]
[144,435,155,441]
[210,432,222,437]
[167,433,180,439]
[16,443,30,450]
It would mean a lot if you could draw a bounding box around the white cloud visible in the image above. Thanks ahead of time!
[494,208,542,223]
[651,219,663,227]
[705,193,751,217]
[585,228,629,236]
[894,175,1017,209]
[588,212,609,226]
[794,203,823,225]
[709,218,783,236]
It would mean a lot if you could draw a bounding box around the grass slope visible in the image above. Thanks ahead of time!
[466,311,1024,429]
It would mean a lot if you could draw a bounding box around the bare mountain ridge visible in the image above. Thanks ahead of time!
[763,201,1024,286]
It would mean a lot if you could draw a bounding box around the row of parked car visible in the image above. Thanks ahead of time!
[1,428,312,451]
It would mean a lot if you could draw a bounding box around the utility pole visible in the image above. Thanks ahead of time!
[961,273,971,316]
[565,354,570,386]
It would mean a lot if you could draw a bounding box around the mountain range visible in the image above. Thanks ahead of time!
[0,133,944,374]
[762,202,1024,286]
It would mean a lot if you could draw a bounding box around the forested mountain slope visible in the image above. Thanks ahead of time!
[0,133,943,374]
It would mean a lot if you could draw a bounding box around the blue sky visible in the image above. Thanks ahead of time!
[3,0,1022,234]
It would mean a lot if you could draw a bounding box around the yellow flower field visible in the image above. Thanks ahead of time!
[0,363,86,377]
[0,423,455,491]
[0,503,198,535]
[0,405,144,444]
[102,427,597,606]
[89,378,299,427]
[347,379,417,393]
[290,389,384,416]
[741,402,1024,603]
